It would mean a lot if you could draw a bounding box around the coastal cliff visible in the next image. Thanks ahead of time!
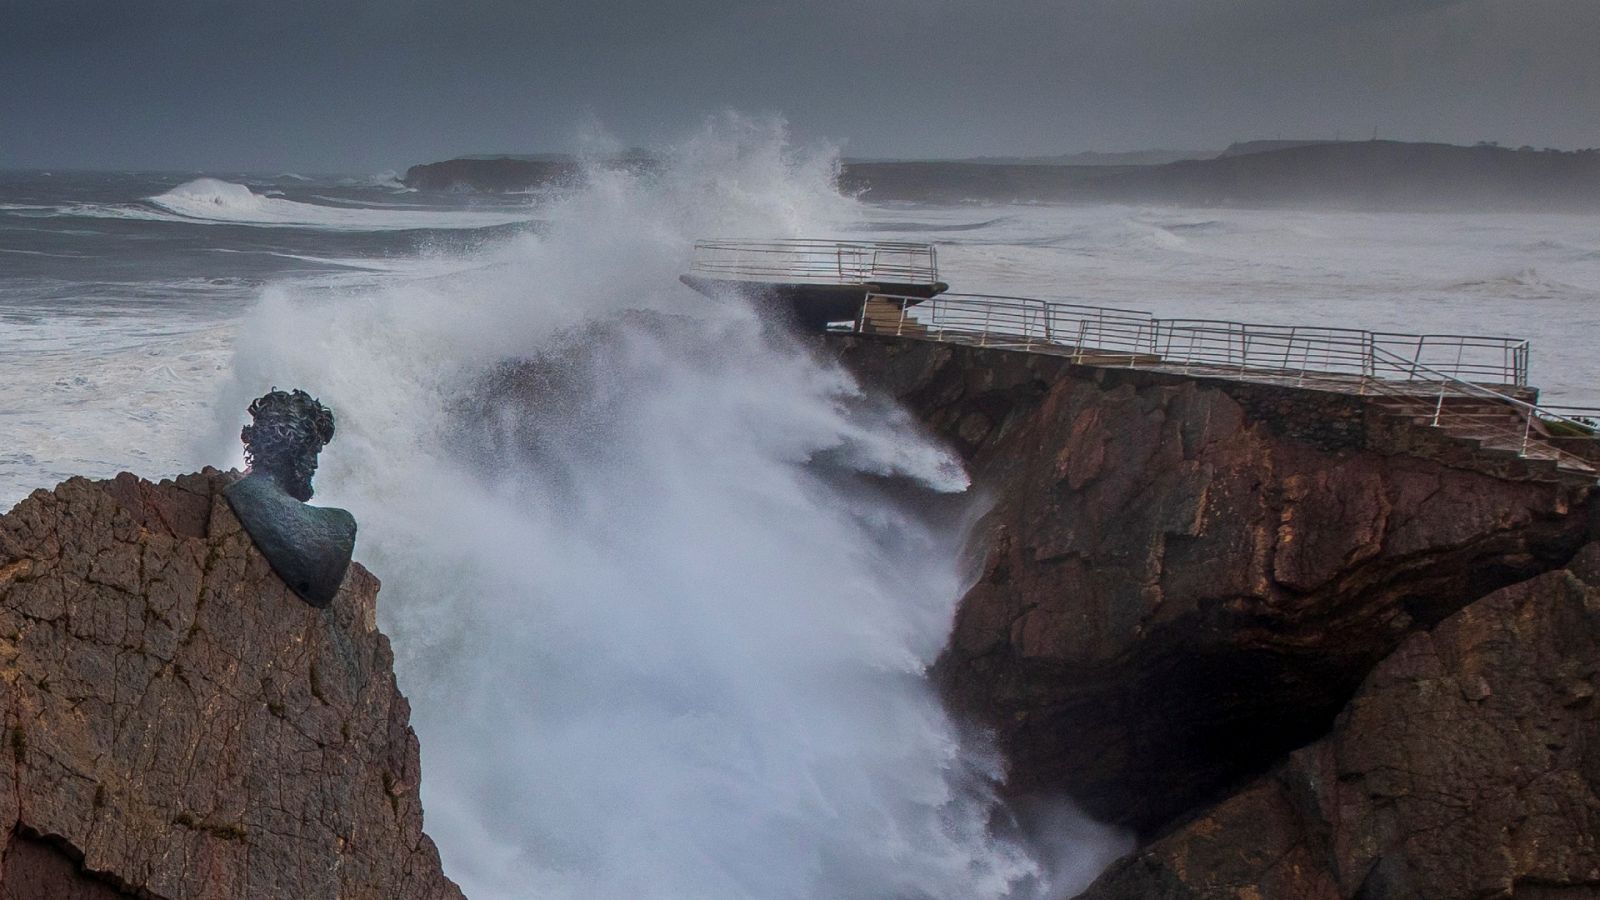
[0,471,461,899]
[828,333,1600,894]
[404,141,1600,211]
[841,141,1600,210]
[6,332,1594,898]
[401,154,654,192]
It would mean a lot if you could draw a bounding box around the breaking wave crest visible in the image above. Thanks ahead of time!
[143,178,529,230]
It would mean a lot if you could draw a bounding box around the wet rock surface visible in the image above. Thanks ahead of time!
[828,334,1597,841]
[1077,544,1600,899]
[0,470,461,899]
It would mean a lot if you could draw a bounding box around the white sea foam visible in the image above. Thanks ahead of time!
[201,247,480,276]
[0,317,236,504]
[205,115,1123,899]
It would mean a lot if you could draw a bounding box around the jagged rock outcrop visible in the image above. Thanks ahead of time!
[1077,542,1600,899]
[0,471,462,899]
[827,334,1597,838]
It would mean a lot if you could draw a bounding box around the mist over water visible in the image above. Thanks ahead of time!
[209,118,1124,898]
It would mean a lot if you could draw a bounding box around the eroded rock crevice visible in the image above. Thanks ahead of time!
[1,827,155,900]
[1077,548,1600,898]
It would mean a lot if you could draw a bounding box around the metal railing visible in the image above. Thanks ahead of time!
[857,292,1595,476]
[689,239,939,286]
[1358,347,1598,473]
[1151,320,1529,388]
[861,292,1529,388]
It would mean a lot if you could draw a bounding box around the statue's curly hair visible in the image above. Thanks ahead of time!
[240,388,336,501]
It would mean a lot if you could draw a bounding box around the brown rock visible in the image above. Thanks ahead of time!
[829,334,1596,835]
[1078,543,1600,899]
[0,471,462,900]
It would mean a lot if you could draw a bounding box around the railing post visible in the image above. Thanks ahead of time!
[1521,410,1533,456]
[896,298,907,337]
[1074,319,1087,364]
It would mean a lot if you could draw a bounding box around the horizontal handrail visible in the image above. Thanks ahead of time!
[1360,345,1599,471]
[856,291,1593,476]
[689,239,939,286]
[863,292,1529,387]
[1367,346,1588,428]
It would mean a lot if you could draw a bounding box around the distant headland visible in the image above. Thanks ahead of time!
[403,139,1600,211]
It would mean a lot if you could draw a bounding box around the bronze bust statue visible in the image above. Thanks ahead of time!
[223,389,356,607]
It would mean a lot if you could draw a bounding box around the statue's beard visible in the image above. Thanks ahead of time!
[243,440,320,501]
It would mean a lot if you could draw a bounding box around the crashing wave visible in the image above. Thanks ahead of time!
[206,114,1124,900]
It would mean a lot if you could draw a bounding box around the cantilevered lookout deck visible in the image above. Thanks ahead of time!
[680,239,948,329]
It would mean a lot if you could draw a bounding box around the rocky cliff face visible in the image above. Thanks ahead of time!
[1078,545,1600,899]
[827,334,1598,853]
[0,471,461,899]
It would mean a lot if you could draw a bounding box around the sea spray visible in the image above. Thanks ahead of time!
[208,116,1117,898]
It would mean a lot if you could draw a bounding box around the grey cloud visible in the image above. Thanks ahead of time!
[1,0,1595,171]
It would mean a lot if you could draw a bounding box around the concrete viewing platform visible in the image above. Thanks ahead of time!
[680,238,948,329]
[684,238,1600,482]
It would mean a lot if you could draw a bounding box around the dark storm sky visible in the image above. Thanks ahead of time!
[2,0,1597,173]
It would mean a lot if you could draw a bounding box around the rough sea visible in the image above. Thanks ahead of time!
[3,125,1598,899]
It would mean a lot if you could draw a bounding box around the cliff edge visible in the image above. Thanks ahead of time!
[0,470,461,899]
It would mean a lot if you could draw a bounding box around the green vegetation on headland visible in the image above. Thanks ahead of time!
[404,140,1600,211]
